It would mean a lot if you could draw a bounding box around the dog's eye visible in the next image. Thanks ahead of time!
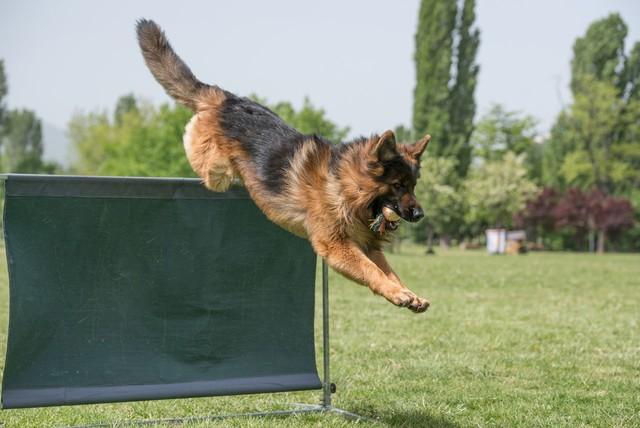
[393,183,402,190]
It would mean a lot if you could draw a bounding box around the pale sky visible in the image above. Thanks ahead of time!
[1,0,639,162]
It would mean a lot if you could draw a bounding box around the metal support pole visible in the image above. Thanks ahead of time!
[321,258,331,409]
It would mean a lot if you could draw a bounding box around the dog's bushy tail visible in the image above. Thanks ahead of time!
[136,19,213,111]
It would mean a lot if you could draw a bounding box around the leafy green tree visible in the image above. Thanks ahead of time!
[0,60,58,174]
[527,139,545,186]
[393,124,413,144]
[415,157,465,253]
[70,100,194,177]
[114,93,139,126]
[542,111,577,187]
[560,76,640,193]
[623,41,640,102]
[472,105,538,160]
[571,13,628,95]
[413,0,479,177]
[547,13,640,195]
[1,109,56,173]
[464,152,538,229]
[68,110,112,175]
[103,103,195,177]
[471,104,543,183]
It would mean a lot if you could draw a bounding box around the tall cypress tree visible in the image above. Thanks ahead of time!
[412,0,457,153]
[623,42,640,102]
[544,13,640,194]
[449,0,479,177]
[570,13,627,95]
[413,0,479,177]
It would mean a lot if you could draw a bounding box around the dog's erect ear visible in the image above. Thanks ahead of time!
[407,134,431,160]
[370,130,398,161]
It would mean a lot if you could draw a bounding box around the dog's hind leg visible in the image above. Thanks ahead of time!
[203,147,235,192]
[183,113,236,192]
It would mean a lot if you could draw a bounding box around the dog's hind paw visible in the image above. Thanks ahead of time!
[204,163,235,192]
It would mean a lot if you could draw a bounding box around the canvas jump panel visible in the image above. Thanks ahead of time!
[1,174,321,408]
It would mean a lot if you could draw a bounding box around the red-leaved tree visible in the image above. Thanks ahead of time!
[553,188,592,250]
[553,188,635,252]
[514,188,560,241]
[589,191,635,252]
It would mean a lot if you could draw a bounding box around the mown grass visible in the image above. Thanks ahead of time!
[0,244,638,427]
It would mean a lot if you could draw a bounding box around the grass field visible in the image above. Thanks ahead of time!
[0,245,638,427]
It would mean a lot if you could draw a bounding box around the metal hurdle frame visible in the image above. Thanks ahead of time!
[1,175,374,426]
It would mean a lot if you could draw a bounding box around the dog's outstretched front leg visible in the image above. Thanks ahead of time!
[368,249,430,312]
[367,249,404,286]
[313,239,429,313]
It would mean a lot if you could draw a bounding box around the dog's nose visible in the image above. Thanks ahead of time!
[411,207,424,221]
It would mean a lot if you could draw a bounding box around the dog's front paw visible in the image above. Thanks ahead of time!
[410,295,430,313]
[383,286,430,313]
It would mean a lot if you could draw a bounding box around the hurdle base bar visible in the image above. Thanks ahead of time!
[67,403,375,428]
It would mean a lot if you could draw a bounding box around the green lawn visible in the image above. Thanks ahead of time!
[0,245,638,427]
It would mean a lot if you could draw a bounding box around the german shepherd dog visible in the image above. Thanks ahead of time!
[137,20,430,313]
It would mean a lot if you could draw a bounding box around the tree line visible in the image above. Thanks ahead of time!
[1,3,637,252]
[405,4,638,253]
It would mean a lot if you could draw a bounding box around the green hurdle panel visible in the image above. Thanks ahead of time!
[1,174,321,409]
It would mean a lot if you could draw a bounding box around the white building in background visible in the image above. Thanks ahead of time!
[486,229,527,254]
[486,229,507,254]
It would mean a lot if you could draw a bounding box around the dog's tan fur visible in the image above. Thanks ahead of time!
[137,19,431,312]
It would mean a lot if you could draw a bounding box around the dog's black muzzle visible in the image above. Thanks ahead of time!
[404,206,424,223]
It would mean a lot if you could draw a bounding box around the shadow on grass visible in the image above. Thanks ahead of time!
[384,411,461,428]
[349,406,461,428]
